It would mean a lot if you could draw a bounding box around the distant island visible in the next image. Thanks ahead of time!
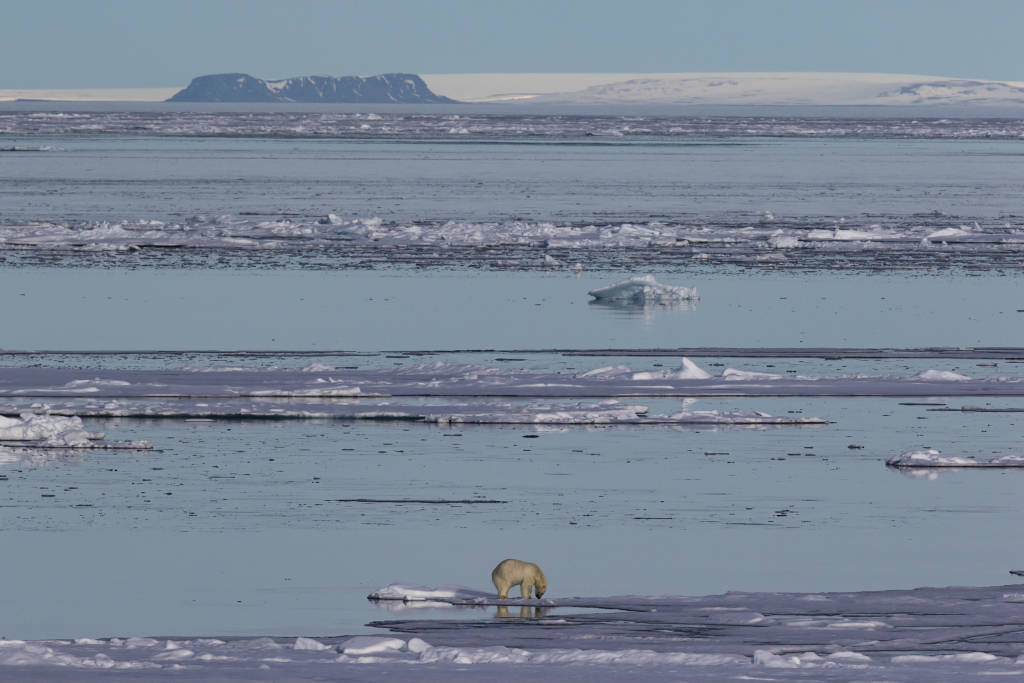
[167,73,456,103]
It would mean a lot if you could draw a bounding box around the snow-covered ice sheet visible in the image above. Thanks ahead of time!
[0,360,1021,403]
[0,397,826,427]
[1,214,1021,273]
[6,583,1024,680]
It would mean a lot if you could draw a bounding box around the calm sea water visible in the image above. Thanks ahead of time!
[1,108,1022,639]
[3,131,1024,224]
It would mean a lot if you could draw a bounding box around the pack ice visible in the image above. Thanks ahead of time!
[7,583,1024,681]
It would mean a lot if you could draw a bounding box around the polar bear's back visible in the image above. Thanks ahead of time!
[491,558,546,592]
[492,557,537,581]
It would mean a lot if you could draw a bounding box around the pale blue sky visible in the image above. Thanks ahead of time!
[5,0,1024,88]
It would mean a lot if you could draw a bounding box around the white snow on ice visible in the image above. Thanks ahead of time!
[1,215,1022,262]
[8,583,1024,680]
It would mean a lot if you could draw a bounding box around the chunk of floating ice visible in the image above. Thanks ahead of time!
[368,584,492,601]
[0,413,93,446]
[339,636,406,655]
[416,645,745,666]
[913,369,971,381]
[588,275,698,305]
[768,234,800,248]
[806,228,891,241]
[0,642,158,669]
[927,226,973,239]
[406,638,432,654]
[299,363,334,372]
[575,364,635,379]
[293,637,330,651]
[632,357,712,381]
[754,649,825,668]
[0,413,150,452]
[887,448,1024,468]
[891,652,1001,663]
[721,368,783,381]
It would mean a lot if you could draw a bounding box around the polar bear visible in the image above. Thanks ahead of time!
[491,558,547,599]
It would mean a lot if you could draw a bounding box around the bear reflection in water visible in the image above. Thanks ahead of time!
[496,605,548,619]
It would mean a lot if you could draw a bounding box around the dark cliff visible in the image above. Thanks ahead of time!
[168,72,456,103]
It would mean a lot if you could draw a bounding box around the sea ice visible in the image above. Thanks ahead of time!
[7,583,1024,679]
[338,636,407,655]
[768,234,800,248]
[913,369,972,381]
[293,637,330,651]
[631,357,712,380]
[887,448,1024,468]
[721,368,785,381]
[0,413,95,446]
[368,584,492,602]
[1,210,1020,272]
[587,275,698,306]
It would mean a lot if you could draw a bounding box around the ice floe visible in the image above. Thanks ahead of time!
[887,448,1024,468]
[0,414,152,463]
[8,583,1024,679]
[7,110,1024,140]
[587,274,698,306]
[631,357,712,380]
[0,360,1021,432]
[369,584,505,602]
[0,413,96,446]
[0,397,826,428]
[1,213,1021,271]
[913,369,972,381]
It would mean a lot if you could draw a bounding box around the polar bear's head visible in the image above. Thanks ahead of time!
[534,572,547,598]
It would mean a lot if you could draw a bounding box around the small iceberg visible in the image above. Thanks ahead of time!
[0,413,97,447]
[368,584,493,602]
[632,358,712,381]
[587,275,698,306]
[913,369,971,381]
[886,448,1024,468]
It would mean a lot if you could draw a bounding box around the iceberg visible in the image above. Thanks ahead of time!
[0,413,95,446]
[587,275,698,306]
[631,357,712,380]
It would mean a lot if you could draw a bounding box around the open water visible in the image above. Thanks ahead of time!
[0,104,1022,639]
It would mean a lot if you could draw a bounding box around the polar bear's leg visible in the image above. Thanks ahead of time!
[493,573,509,599]
[520,579,533,599]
